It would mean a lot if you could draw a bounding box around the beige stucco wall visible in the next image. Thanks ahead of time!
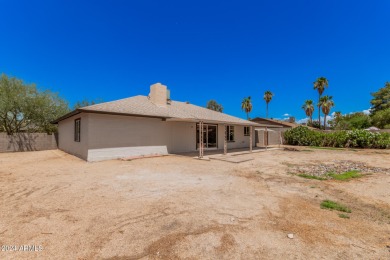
[88,114,170,149]
[87,114,170,161]
[217,124,255,150]
[86,114,198,161]
[58,113,89,160]
[87,114,197,152]
[168,121,197,152]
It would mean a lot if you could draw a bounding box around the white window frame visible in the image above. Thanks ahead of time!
[244,126,250,136]
[74,118,81,142]
[227,125,235,141]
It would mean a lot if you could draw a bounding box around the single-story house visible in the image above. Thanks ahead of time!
[53,83,272,162]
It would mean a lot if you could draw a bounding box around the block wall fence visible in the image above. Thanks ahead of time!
[0,133,58,152]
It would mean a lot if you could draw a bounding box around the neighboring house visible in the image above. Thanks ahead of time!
[53,83,271,162]
[251,117,309,146]
[365,126,380,132]
[251,117,308,131]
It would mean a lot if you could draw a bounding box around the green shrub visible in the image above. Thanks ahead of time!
[328,170,362,181]
[283,126,324,146]
[371,108,390,129]
[338,213,350,219]
[320,200,352,213]
[283,126,390,149]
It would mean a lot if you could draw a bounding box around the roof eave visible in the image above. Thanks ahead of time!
[51,109,171,124]
[51,109,81,124]
[78,109,169,120]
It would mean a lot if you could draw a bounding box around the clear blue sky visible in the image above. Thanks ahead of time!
[1,0,389,121]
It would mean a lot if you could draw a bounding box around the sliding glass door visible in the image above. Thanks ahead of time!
[196,124,218,149]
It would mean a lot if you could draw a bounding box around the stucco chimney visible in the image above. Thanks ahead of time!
[149,83,169,107]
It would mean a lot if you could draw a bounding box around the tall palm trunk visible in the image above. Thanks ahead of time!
[318,93,321,128]
[266,103,269,118]
[323,115,327,130]
[247,112,249,120]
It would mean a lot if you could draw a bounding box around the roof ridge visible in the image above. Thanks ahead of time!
[55,94,260,126]
[81,95,146,109]
[180,102,250,123]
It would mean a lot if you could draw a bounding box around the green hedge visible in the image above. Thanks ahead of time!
[283,126,390,149]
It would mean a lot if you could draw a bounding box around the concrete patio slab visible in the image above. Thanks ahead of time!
[208,154,254,163]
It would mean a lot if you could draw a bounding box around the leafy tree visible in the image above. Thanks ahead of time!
[206,100,223,112]
[370,82,390,114]
[371,108,390,129]
[241,96,252,120]
[319,95,334,129]
[263,90,273,118]
[0,74,70,134]
[347,113,372,129]
[332,112,372,130]
[334,111,342,120]
[302,100,315,125]
[328,111,342,129]
[313,77,329,128]
[310,120,321,129]
[330,120,349,130]
[73,98,103,109]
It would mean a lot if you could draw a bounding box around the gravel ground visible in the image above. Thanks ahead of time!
[0,147,389,259]
[290,160,390,177]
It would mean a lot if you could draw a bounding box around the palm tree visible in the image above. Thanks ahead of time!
[301,100,315,125]
[319,95,335,129]
[313,77,329,128]
[241,96,252,120]
[263,90,273,118]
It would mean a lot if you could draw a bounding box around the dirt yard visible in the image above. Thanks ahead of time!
[0,148,389,259]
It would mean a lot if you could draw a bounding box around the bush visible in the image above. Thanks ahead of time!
[320,200,351,213]
[283,126,390,149]
[333,112,372,130]
[309,120,322,129]
[371,108,390,129]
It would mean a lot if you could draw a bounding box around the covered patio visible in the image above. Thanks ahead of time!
[166,118,275,159]
[196,121,254,159]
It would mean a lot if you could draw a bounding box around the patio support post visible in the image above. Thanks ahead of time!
[249,126,253,152]
[224,124,227,155]
[279,131,282,147]
[199,121,204,158]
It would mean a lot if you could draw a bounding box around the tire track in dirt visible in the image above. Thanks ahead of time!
[104,225,235,260]
[84,206,191,259]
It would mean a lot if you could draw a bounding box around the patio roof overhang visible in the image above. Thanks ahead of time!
[165,118,271,127]
[255,125,284,129]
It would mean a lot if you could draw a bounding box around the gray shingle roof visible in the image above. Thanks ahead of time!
[74,95,259,126]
